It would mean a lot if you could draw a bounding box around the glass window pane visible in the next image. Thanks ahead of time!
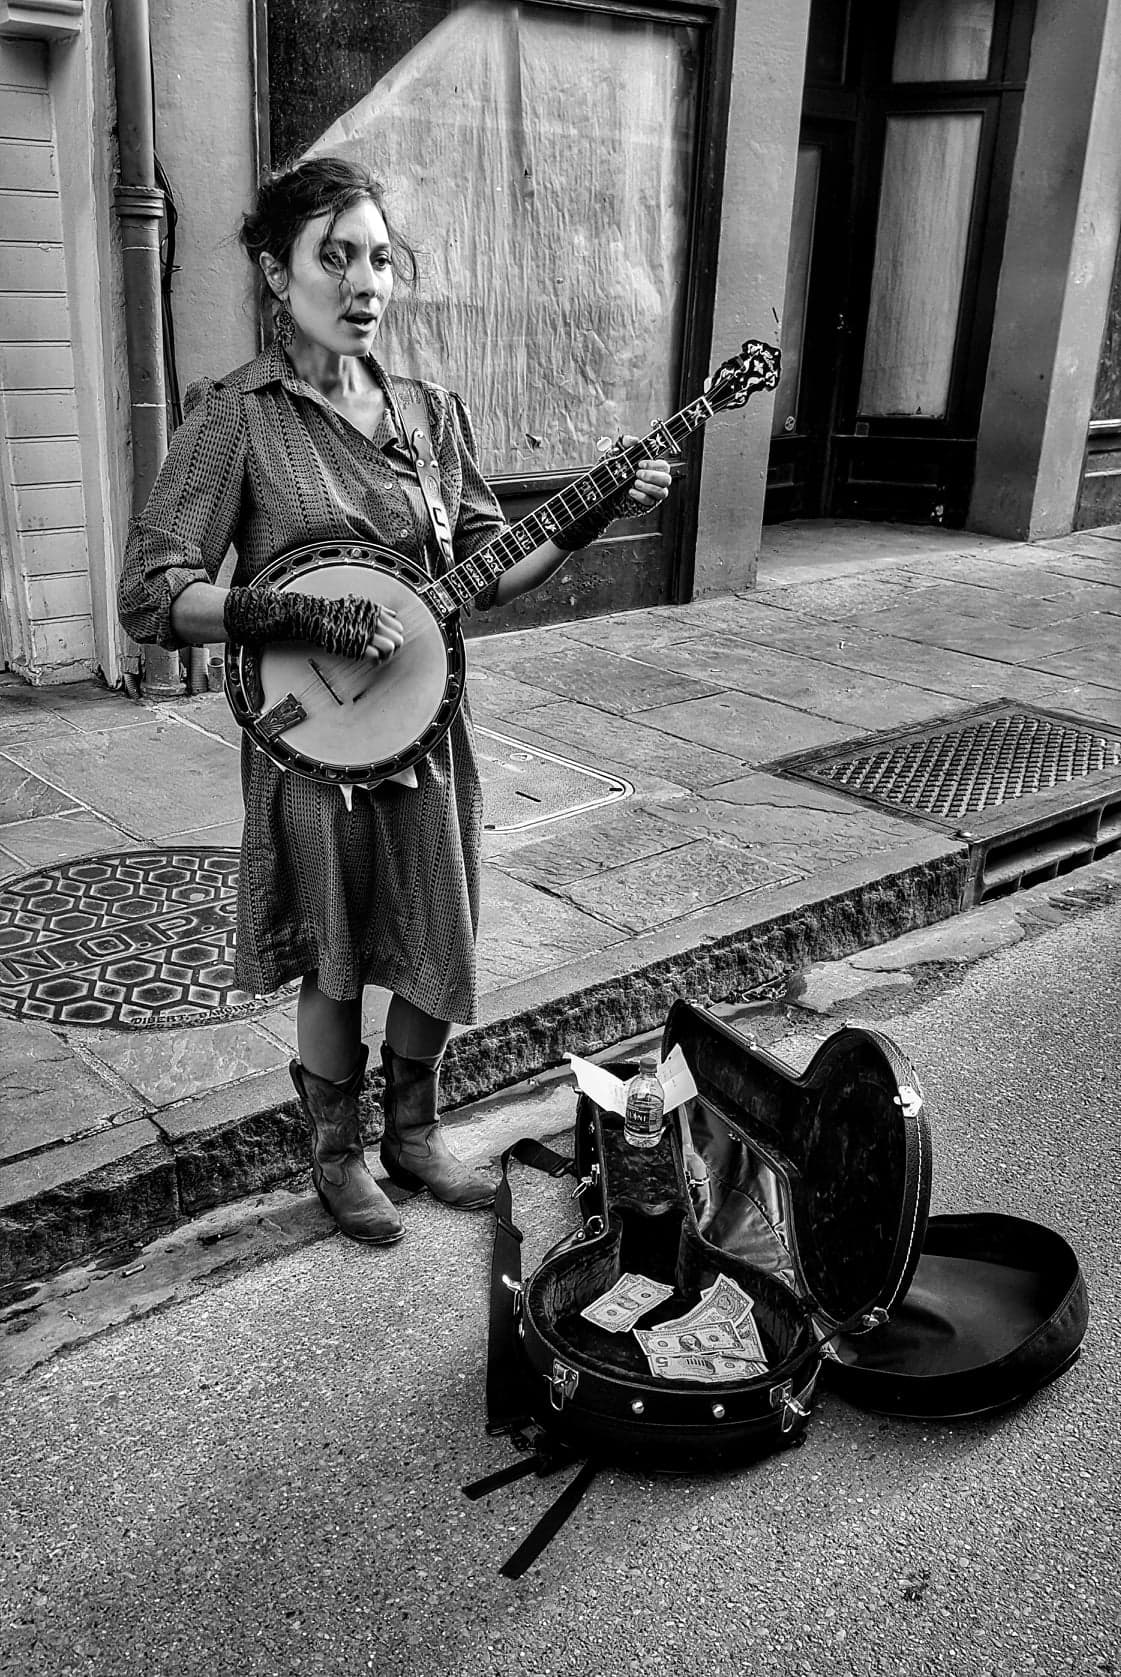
[772,144,822,437]
[892,0,995,82]
[858,112,983,419]
[805,0,851,86]
[302,0,699,477]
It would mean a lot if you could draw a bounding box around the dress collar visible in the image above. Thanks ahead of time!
[242,340,401,447]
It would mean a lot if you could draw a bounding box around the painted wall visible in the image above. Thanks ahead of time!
[692,0,811,596]
[0,35,97,682]
[970,0,1121,538]
[148,0,258,392]
[54,0,132,685]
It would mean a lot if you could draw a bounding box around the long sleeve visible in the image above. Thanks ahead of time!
[117,378,248,649]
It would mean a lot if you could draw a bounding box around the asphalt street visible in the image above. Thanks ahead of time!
[1,898,1119,1677]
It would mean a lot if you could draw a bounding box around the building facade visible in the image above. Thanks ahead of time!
[1,0,1118,687]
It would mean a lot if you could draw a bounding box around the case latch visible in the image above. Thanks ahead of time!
[570,1163,601,1198]
[548,1360,580,1412]
[501,1274,524,1322]
[769,1376,814,1434]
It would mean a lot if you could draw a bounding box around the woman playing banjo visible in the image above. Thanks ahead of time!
[118,155,672,1246]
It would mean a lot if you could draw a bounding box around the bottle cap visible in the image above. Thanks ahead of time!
[638,1052,658,1072]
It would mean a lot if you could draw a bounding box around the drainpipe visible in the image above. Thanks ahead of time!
[111,0,183,698]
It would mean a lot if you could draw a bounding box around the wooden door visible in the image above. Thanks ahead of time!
[767,0,1036,528]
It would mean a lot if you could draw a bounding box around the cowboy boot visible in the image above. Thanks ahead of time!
[379,1044,496,1210]
[290,1048,404,1245]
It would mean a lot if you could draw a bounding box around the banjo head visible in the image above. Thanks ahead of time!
[225,541,466,788]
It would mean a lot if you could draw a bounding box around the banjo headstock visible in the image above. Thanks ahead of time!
[704,340,782,412]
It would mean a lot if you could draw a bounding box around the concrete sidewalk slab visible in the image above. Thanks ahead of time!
[1,520,1118,1287]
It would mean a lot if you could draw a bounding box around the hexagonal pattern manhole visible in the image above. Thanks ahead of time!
[0,848,268,1030]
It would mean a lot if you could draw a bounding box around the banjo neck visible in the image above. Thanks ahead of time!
[420,339,778,620]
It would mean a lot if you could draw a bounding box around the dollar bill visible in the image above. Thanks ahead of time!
[677,1274,756,1330]
[638,1271,768,1373]
[580,1272,674,1333]
[648,1351,769,1384]
[635,1321,746,1359]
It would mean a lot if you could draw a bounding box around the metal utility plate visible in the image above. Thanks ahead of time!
[477,726,632,833]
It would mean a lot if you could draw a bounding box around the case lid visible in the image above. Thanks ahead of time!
[662,1001,932,1334]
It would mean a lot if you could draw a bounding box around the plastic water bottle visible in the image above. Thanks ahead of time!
[624,1054,665,1149]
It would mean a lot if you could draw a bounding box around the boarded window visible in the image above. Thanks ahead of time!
[857,112,982,419]
[288,0,699,478]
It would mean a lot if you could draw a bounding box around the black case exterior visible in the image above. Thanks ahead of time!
[519,1088,820,1468]
[513,1003,1087,1459]
[823,1211,1088,1418]
[661,1002,1088,1420]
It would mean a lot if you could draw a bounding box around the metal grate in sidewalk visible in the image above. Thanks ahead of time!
[768,700,1121,902]
[769,701,1121,824]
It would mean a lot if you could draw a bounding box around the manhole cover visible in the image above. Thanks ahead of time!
[0,848,265,1030]
[477,727,631,832]
[768,700,1121,830]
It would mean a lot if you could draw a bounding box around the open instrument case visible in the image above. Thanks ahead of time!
[475,1000,1087,1574]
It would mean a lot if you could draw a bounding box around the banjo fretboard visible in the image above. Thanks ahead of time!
[421,395,723,618]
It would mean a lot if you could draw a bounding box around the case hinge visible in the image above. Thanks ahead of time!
[548,1360,580,1412]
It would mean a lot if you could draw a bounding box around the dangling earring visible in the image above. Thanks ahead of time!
[274,299,296,349]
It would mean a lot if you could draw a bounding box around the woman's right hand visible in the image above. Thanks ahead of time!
[366,603,404,663]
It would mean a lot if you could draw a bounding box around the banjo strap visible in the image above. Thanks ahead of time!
[385,380,457,573]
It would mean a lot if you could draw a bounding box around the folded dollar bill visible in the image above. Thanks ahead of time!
[671,1274,756,1331]
[635,1321,746,1359]
[647,1351,769,1384]
[637,1272,768,1376]
[580,1272,674,1333]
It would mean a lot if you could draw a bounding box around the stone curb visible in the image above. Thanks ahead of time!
[0,844,968,1290]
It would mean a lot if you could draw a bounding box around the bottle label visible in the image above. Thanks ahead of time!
[624,1087,665,1148]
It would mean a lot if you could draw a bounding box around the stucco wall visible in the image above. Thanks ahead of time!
[970,0,1121,538]
[149,0,258,391]
[692,0,810,596]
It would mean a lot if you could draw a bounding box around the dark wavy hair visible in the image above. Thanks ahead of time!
[239,155,418,327]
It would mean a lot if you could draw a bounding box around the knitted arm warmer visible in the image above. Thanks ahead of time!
[223,586,384,661]
[551,482,654,554]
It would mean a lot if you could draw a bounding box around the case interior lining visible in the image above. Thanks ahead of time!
[528,1112,810,1384]
[832,1253,1056,1375]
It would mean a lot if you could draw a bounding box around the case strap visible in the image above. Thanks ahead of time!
[487,1137,576,1434]
[498,1460,599,1580]
[472,1138,600,1577]
[384,381,456,571]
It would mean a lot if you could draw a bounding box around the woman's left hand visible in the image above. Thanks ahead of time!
[621,436,672,511]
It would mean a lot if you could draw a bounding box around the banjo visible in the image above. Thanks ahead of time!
[225,338,780,791]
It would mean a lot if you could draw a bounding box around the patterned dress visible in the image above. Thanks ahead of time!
[118,342,507,1023]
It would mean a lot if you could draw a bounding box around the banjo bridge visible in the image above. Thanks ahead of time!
[257,691,308,742]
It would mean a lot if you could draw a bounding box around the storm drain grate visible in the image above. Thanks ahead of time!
[769,700,1121,903]
[769,700,1121,826]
